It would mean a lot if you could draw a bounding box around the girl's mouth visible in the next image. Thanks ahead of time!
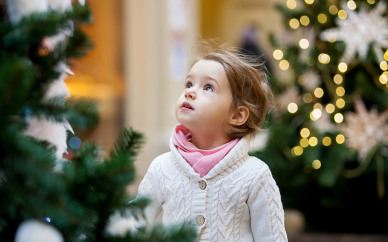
[181,102,194,110]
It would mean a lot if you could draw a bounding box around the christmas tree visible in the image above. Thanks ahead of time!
[251,0,388,233]
[0,1,196,241]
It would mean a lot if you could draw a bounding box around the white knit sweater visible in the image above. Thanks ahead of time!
[136,135,288,242]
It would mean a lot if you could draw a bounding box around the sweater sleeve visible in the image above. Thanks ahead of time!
[247,167,288,242]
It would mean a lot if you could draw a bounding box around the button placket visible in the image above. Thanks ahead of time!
[196,215,205,225]
[199,180,207,190]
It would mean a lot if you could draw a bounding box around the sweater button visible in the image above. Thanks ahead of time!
[199,181,207,190]
[196,215,205,225]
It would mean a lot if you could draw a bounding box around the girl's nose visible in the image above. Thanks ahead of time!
[184,89,196,100]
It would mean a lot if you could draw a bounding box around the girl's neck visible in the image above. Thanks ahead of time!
[190,130,231,150]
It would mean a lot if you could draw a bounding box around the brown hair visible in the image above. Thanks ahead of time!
[189,40,274,139]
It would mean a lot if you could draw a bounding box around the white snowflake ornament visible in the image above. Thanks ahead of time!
[320,1,388,64]
[277,87,303,111]
[302,70,321,92]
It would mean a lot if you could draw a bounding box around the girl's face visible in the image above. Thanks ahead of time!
[175,60,234,134]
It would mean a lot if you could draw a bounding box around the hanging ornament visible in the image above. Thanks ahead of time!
[320,1,388,63]
[14,220,64,242]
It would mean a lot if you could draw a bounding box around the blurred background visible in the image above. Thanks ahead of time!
[66,0,388,238]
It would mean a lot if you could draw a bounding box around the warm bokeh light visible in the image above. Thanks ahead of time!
[280,60,290,70]
[317,13,327,23]
[367,0,375,4]
[380,61,388,71]
[314,88,324,98]
[300,128,310,138]
[298,75,307,85]
[325,103,335,113]
[338,62,348,73]
[336,98,345,108]
[299,38,310,49]
[334,113,344,123]
[288,102,298,113]
[318,53,330,64]
[322,137,332,146]
[336,134,345,144]
[333,74,343,84]
[300,15,310,26]
[305,0,314,4]
[313,103,322,110]
[384,50,388,61]
[347,1,356,10]
[380,73,388,84]
[300,138,309,148]
[338,10,347,19]
[310,112,318,121]
[273,49,283,60]
[292,146,304,156]
[312,160,321,169]
[303,93,313,103]
[309,137,318,146]
[287,0,297,9]
[329,5,338,15]
[289,18,300,29]
[336,87,345,96]
[327,33,336,43]
[312,109,322,119]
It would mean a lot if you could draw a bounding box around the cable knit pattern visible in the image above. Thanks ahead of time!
[135,135,288,242]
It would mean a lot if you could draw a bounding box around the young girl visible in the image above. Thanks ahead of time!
[135,43,287,242]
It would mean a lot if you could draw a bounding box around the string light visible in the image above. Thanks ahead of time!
[334,113,344,123]
[309,137,318,146]
[322,137,332,146]
[327,33,336,43]
[318,53,330,64]
[329,5,338,15]
[338,62,348,73]
[273,49,283,60]
[336,134,345,144]
[288,102,298,113]
[338,9,347,19]
[325,103,335,113]
[299,39,310,49]
[312,160,321,169]
[289,18,300,29]
[314,88,324,98]
[292,146,304,156]
[300,138,309,147]
[367,0,375,4]
[336,98,345,108]
[347,1,356,10]
[333,74,343,84]
[305,0,314,4]
[300,128,310,138]
[380,61,388,71]
[311,109,322,119]
[313,103,322,110]
[279,60,290,70]
[303,93,313,103]
[317,13,327,24]
[380,73,388,84]
[298,75,307,85]
[336,87,345,96]
[287,0,297,9]
[300,16,310,26]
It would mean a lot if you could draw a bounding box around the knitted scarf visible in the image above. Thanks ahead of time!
[172,124,239,178]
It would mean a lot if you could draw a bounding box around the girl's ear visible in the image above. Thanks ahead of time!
[229,106,249,126]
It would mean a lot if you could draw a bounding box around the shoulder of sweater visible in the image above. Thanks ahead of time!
[245,156,271,177]
[147,151,172,172]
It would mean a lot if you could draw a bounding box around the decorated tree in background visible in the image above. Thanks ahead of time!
[251,0,388,233]
[0,1,196,241]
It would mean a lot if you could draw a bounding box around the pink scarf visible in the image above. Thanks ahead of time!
[172,124,239,178]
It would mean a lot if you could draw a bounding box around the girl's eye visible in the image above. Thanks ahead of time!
[185,82,193,88]
[204,85,214,92]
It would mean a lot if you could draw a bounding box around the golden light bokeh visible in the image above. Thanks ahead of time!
[298,75,307,85]
[310,112,318,121]
[289,18,300,29]
[300,128,310,138]
[314,87,324,98]
[318,53,330,64]
[300,16,310,26]
[329,5,338,15]
[334,113,344,123]
[303,93,313,103]
[325,103,335,113]
[322,137,332,146]
[309,137,318,146]
[273,49,283,60]
[299,38,310,49]
[317,13,327,24]
[288,102,298,113]
[380,61,388,71]
[333,74,343,84]
[347,1,356,10]
[367,0,375,5]
[300,138,309,148]
[384,50,388,61]
[327,33,336,43]
[313,103,322,110]
[287,0,297,9]
[305,0,314,4]
[292,146,304,156]
[338,62,348,73]
[380,73,388,84]
[336,87,345,96]
[338,9,347,19]
[312,160,321,169]
[336,134,345,144]
[336,98,345,108]
[280,60,290,70]
[312,109,322,119]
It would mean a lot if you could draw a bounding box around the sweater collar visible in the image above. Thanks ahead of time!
[169,134,251,180]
